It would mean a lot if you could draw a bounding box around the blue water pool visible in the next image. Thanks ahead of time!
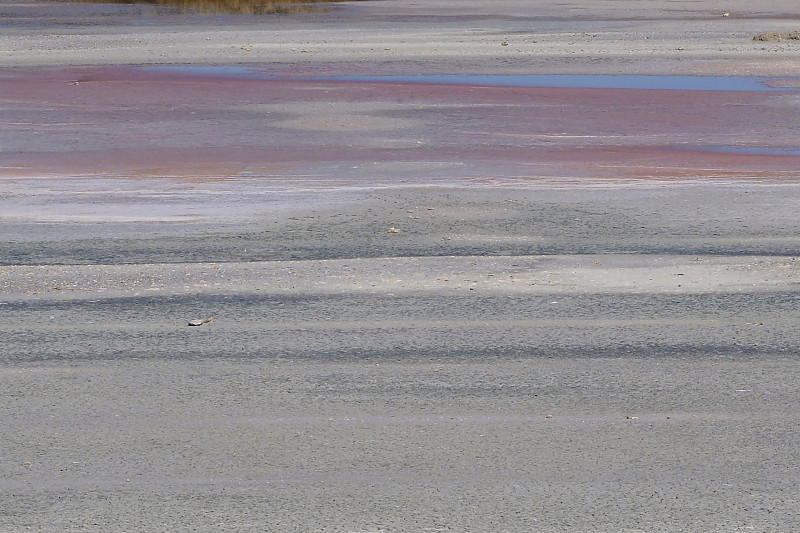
[142,67,800,92]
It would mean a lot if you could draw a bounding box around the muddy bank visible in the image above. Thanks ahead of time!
[4,183,800,531]
[3,0,800,75]
[3,185,800,265]
[4,263,800,532]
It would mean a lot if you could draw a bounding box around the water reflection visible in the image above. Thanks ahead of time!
[323,74,800,92]
[142,67,800,93]
[694,146,800,156]
[46,0,357,15]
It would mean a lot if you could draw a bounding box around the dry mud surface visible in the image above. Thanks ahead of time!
[3,1,800,532]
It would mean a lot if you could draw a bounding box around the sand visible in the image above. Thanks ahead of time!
[3,1,800,532]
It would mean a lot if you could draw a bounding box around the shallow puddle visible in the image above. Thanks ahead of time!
[146,65,278,78]
[319,74,800,92]
[693,146,800,156]
[143,67,800,92]
[5,65,800,189]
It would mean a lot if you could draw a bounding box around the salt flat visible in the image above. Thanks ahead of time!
[2,1,800,532]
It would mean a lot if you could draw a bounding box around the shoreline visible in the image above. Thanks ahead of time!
[2,0,800,75]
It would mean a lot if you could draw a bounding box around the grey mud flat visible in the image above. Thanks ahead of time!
[4,1,800,532]
[4,185,800,532]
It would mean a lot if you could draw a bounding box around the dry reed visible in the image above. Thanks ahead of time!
[48,0,357,15]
